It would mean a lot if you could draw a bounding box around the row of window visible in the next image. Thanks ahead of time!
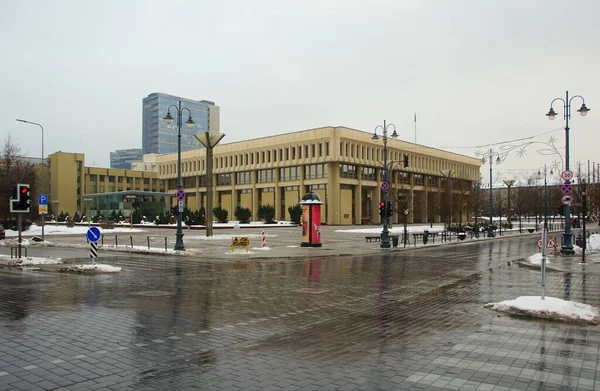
[159,142,332,176]
[88,174,153,185]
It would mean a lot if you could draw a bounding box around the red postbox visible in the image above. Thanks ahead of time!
[300,192,323,247]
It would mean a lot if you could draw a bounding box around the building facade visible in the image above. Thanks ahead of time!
[142,92,220,155]
[48,152,162,216]
[110,148,143,169]
[156,126,482,225]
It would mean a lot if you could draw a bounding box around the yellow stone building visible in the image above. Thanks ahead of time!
[46,126,481,225]
[157,126,481,225]
[47,152,162,216]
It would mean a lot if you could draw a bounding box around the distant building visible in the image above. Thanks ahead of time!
[110,148,143,169]
[142,92,220,155]
[131,153,159,172]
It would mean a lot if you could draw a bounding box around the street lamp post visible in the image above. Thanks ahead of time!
[481,149,500,238]
[194,132,225,237]
[163,101,195,251]
[372,120,398,249]
[15,119,45,241]
[503,180,515,230]
[84,198,93,227]
[51,200,59,226]
[125,195,136,229]
[546,91,590,255]
[440,170,453,232]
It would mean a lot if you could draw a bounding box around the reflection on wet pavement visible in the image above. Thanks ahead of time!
[1,236,599,390]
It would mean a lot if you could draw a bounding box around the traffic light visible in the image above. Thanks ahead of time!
[18,184,31,210]
[387,201,393,217]
[171,206,178,216]
[379,201,386,217]
[10,183,31,212]
[403,154,409,168]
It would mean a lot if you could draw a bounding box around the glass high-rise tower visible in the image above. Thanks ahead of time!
[142,93,220,155]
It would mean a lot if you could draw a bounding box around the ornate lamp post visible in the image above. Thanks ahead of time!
[194,131,225,237]
[546,91,590,255]
[163,101,194,251]
[481,149,500,237]
[15,119,45,241]
[372,120,398,248]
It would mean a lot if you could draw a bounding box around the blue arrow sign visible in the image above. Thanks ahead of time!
[38,194,48,205]
[86,226,101,243]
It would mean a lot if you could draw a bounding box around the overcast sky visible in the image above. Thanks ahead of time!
[1,0,598,185]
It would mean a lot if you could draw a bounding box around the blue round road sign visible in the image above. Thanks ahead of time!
[86,226,101,242]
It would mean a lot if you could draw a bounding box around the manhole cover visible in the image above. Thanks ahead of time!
[131,291,173,297]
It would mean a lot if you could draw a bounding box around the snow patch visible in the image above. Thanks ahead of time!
[59,264,122,273]
[485,296,600,324]
[0,255,63,266]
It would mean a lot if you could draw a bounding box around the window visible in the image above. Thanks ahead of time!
[217,173,232,186]
[340,164,357,179]
[279,167,301,181]
[398,172,410,184]
[304,164,328,179]
[319,143,323,157]
[326,142,330,156]
[361,167,376,181]
[236,171,252,184]
[257,169,274,183]
[414,174,424,186]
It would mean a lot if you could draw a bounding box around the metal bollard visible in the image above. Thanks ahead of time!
[115,235,118,247]
[165,237,167,251]
[101,234,104,246]
[130,235,133,248]
[147,236,150,249]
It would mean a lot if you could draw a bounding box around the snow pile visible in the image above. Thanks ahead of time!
[527,253,551,265]
[0,255,63,266]
[485,296,600,324]
[59,264,122,273]
[0,238,32,247]
[252,247,271,251]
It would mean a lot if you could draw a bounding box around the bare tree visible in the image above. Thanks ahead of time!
[0,134,38,223]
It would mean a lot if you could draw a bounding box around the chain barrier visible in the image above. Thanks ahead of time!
[86,235,169,251]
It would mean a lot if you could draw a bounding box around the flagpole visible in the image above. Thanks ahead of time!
[414,112,417,144]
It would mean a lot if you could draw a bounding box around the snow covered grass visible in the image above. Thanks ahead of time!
[0,254,64,266]
[485,296,600,324]
[59,264,122,273]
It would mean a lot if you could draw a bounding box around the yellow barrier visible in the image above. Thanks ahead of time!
[231,237,249,252]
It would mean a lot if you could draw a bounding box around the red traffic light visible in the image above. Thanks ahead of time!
[21,187,29,194]
[379,201,385,207]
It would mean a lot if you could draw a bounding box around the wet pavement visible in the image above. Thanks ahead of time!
[1,227,600,390]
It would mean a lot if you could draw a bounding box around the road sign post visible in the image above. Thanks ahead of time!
[86,227,101,266]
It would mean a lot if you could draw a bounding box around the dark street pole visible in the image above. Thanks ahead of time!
[372,120,398,249]
[164,101,194,251]
[546,91,590,255]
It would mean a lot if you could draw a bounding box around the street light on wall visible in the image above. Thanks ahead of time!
[481,149,501,238]
[546,91,590,255]
[194,131,225,237]
[372,120,398,249]
[15,119,45,241]
[163,101,194,251]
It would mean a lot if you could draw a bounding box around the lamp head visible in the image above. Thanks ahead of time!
[545,107,557,120]
[163,112,174,125]
[185,116,195,128]
[577,103,590,117]
[371,132,379,140]
[390,130,398,139]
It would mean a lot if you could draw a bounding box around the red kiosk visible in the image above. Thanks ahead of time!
[300,192,323,247]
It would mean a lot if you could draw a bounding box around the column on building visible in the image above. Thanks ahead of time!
[274,168,281,221]
[252,170,258,222]
[355,167,362,226]
[327,162,340,225]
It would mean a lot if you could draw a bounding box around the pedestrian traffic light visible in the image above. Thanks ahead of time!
[403,154,409,168]
[18,184,31,210]
[171,206,178,216]
[379,201,386,217]
[387,201,393,217]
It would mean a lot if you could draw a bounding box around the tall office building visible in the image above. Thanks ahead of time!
[110,148,143,169]
[142,93,220,155]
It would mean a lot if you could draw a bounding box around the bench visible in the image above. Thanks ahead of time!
[365,235,399,246]
[231,237,249,252]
